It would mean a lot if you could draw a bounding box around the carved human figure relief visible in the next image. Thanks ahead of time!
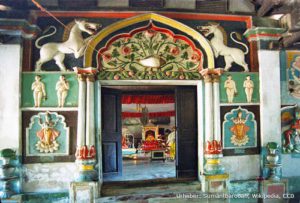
[243,75,254,103]
[197,23,249,72]
[56,75,69,107]
[31,75,46,107]
[224,74,237,103]
[35,19,101,71]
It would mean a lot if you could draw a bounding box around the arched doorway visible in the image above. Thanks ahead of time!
[84,13,216,183]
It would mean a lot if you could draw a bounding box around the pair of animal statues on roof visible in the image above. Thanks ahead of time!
[34,20,249,73]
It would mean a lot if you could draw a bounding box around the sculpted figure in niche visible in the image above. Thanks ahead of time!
[56,75,69,107]
[31,75,47,107]
[224,74,237,103]
[230,111,250,146]
[36,111,60,153]
[243,75,254,103]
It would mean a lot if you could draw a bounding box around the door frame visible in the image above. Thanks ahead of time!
[96,80,205,183]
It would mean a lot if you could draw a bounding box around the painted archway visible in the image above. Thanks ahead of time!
[84,13,215,80]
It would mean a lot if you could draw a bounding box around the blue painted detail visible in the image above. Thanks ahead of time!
[75,170,99,182]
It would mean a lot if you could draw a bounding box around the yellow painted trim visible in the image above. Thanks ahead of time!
[205,173,229,180]
[206,159,220,165]
[80,165,94,171]
[84,13,214,69]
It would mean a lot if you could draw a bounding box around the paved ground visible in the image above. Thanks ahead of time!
[104,159,176,182]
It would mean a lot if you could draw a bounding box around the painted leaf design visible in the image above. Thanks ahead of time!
[181,51,189,60]
[112,48,120,58]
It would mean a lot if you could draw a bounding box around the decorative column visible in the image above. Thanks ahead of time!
[200,69,228,193]
[212,74,221,142]
[201,70,214,142]
[86,74,96,148]
[74,67,98,182]
[76,73,87,148]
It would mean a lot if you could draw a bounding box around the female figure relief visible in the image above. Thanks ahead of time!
[31,75,46,107]
[224,75,237,103]
[243,75,254,103]
[56,75,69,107]
[230,111,250,146]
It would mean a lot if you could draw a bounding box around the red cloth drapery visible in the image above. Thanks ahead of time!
[122,95,174,104]
[122,111,175,118]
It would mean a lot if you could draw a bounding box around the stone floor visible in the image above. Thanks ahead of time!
[104,159,176,182]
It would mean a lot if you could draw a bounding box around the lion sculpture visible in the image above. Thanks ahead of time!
[35,19,100,71]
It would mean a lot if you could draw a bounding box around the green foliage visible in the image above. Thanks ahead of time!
[161,33,167,40]
[186,61,196,69]
[166,55,176,61]
[164,45,170,52]
[112,48,120,58]
[181,51,189,60]
[0,148,16,158]
[112,41,121,47]
[152,43,159,51]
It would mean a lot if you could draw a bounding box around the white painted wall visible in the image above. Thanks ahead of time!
[222,155,260,180]
[22,163,77,192]
[0,44,21,152]
[258,50,281,145]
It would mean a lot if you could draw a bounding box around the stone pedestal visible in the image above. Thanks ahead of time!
[69,181,99,203]
[201,173,230,193]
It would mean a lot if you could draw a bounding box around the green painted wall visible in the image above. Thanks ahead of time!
[220,72,260,104]
[22,73,78,107]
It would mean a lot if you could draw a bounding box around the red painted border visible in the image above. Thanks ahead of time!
[32,11,252,28]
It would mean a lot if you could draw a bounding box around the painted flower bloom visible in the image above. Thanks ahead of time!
[144,29,156,38]
[191,53,201,62]
[102,53,112,62]
[170,46,180,56]
[121,46,131,55]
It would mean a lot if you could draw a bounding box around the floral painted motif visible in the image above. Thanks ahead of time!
[97,23,203,80]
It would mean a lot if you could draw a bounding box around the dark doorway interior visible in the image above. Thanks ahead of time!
[102,86,197,182]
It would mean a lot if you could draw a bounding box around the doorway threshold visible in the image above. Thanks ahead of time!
[101,178,200,197]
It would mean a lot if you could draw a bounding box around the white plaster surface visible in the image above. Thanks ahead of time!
[222,155,260,180]
[0,45,21,151]
[165,0,195,9]
[258,50,281,145]
[97,0,129,7]
[22,162,77,192]
[281,154,300,177]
